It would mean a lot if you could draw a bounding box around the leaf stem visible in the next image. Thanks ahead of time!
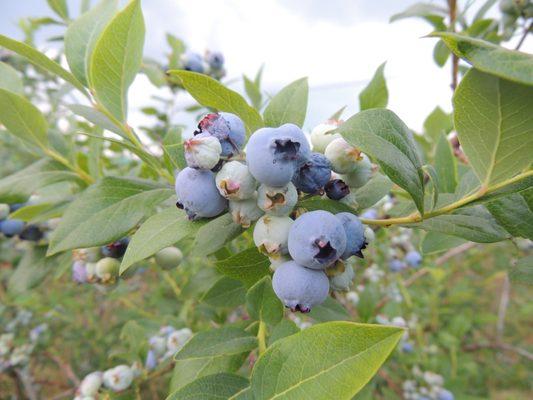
[43,148,94,184]
[257,321,267,355]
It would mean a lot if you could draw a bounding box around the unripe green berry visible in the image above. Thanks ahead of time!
[310,121,341,153]
[155,247,183,270]
[341,153,372,188]
[229,199,264,228]
[216,161,257,200]
[95,257,120,283]
[324,138,362,174]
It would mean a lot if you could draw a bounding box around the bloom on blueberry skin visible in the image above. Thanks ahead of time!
[184,133,222,170]
[340,153,372,188]
[325,179,350,200]
[253,215,293,257]
[246,124,310,187]
[389,259,407,272]
[78,371,103,397]
[288,210,347,270]
[103,365,134,392]
[310,120,342,153]
[145,349,158,370]
[216,161,257,200]
[335,212,366,260]
[292,152,332,193]
[229,199,264,228]
[272,261,329,312]
[437,389,455,400]
[206,51,224,70]
[175,167,228,220]
[195,113,246,158]
[0,219,25,237]
[324,137,362,174]
[405,250,422,268]
[257,183,297,216]
[181,52,204,73]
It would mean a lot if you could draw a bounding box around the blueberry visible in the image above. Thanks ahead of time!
[206,51,224,70]
[101,238,129,259]
[103,365,134,392]
[324,138,362,174]
[0,203,9,220]
[175,167,228,220]
[78,371,103,397]
[325,179,350,200]
[272,261,329,312]
[19,225,44,242]
[257,183,297,216]
[335,212,366,259]
[360,209,378,219]
[72,261,88,284]
[437,389,455,400]
[246,124,311,187]
[195,113,246,158]
[401,342,414,353]
[229,199,264,228]
[389,259,406,272]
[145,349,157,371]
[364,226,375,243]
[405,250,422,268]
[253,215,293,257]
[292,152,331,193]
[329,261,355,292]
[85,262,98,283]
[310,121,341,153]
[0,219,25,237]
[288,210,347,269]
[341,153,372,188]
[155,247,183,270]
[184,132,222,170]
[95,257,120,283]
[216,161,257,200]
[182,52,204,73]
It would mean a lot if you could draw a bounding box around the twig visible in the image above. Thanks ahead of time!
[378,370,403,396]
[496,274,510,341]
[515,21,532,50]
[448,0,459,90]
[14,368,39,400]
[463,341,533,361]
[434,242,477,265]
[44,352,80,386]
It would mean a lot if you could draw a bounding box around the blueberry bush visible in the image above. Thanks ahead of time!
[0,0,532,399]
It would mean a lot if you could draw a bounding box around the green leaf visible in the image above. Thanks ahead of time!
[421,232,467,255]
[359,63,388,111]
[191,213,244,257]
[0,34,88,95]
[89,0,145,122]
[167,70,264,134]
[509,256,533,285]
[485,188,533,240]
[422,164,439,211]
[163,127,186,171]
[167,373,249,400]
[329,105,347,121]
[48,177,172,255]
[0,89,48,148]
[120,208,200,274]
[47,0,69,20]
[67,104,124,137]
[453,69,533,186]
[10,201,68,223]
[473,0,498,22]
[244,74,262,110]
[175,326,257,362]
[434,133,457,193]
[353,174,393,210]
[390,3,447,29]
[268,320,300,346]
[0,62,24,95]
[64,0,118,87]
[0,160,79,203]
[202,277,246,308]
[246,276,284,325]
[263,77,308,128]
[433,39,450,67]
[215,247,270,288]
[338,109,425,214]
[251,322,404,400]
[230,387,254,400]
[410,205,510,243]
[431,33,533,86]
[308,297,350,322]
[423,106,453,142]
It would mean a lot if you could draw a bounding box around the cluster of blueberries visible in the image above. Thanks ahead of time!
[0,203,45,242]
[175,113,376,312]
[180,50,225,79]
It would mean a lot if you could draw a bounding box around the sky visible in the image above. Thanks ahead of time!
[1,0,531,135]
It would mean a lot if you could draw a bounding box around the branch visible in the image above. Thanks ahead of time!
[515,21,532,50]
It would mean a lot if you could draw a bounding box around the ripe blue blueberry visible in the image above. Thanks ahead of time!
[288,210,347,269]
[335,212,366,259]
[360,208,378,220]
[246,124,311,187]
[184,132,222,170]
[175,167,228,220]
[272,261,329,312]
[72,261,88,284]
[405,250,422,268]
[196,113,246,158]
[437,389,454,400]
[101,238,130,259]
[292,152,332,193]
[19,225,44,242]
[206,51,224,70]
[401,342,414,353]
[0,219,25,237]
[182,52,204,73]
[145,350,157,371]
[389,259,407,272]
[324,179,350,200]
[257,183,297,216]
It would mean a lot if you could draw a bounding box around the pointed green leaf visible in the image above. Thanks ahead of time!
[246,276,284,325]
[453,69,533,186]
[433,40,450,67]
[244,74,262,110]
[0,62,24,95]
[65,0,118,86]
[434,133,457,193]
[423,106,453,142]
[89,0,145,122]
[215,247,270,288]
[359,63,388,111]
[202,277,246,308]
[47,0,69,20]
[67,104,124,137]
[48,177,172,255]
[485,188,533,240]
[263,77,309,128]
[251,322,403,400]
[338,109,425,214]
[431,32,533,86]
[167,373,249,400]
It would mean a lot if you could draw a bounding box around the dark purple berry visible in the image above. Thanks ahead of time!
[325,179,350,200]
[101,238,130,258]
